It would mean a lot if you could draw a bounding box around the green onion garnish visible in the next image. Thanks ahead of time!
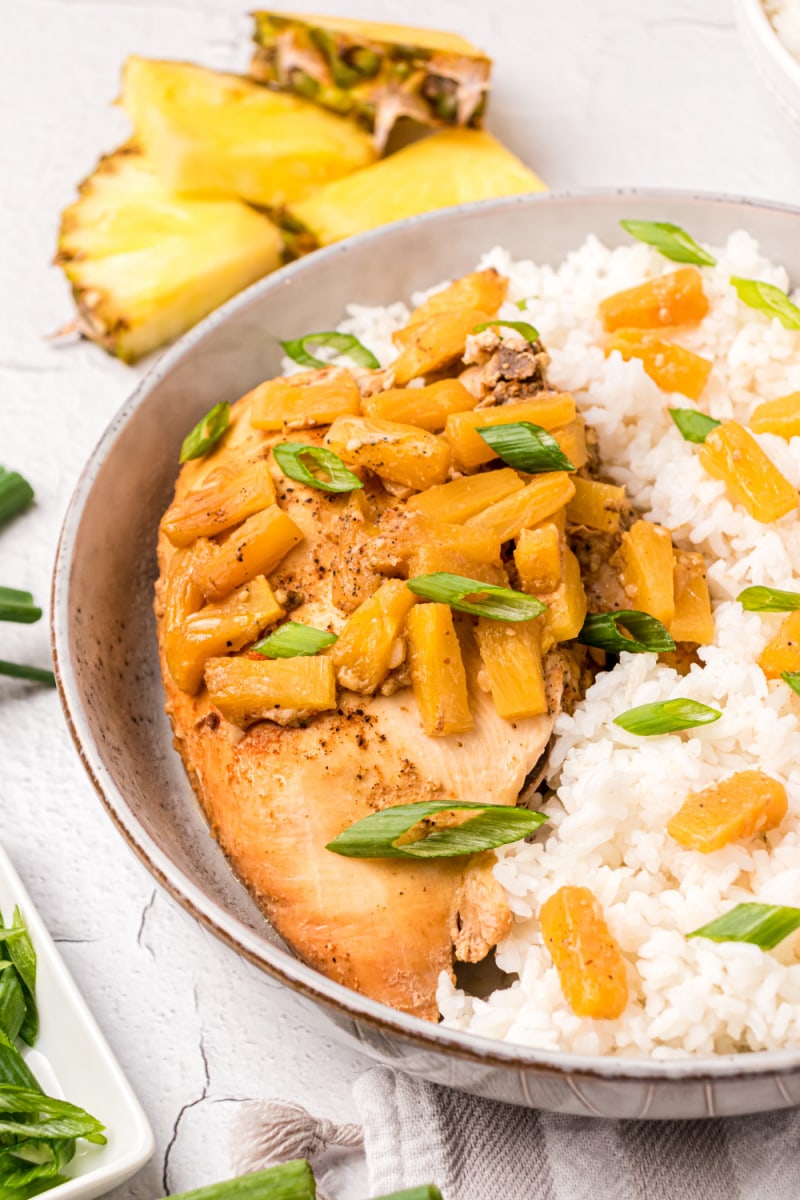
[327,800,546,859]
[0,469,34,527]
[782,671,800,696]
[162,1162,315,1200]
[613,698,722,736]
[0,662,56,687]
[475,421,575,474]
[473,319,540,343]
[0,588,42,625]
[179,401,230,464]
[515,298,533,311]
[578,610,676,654]
[272,442,363,494]
[737,585,800,612]
[688,903,800,950]
[406,573,546,622]
[668,408,721,443]
[374,1189,443,1200]
[730,277,800,330]
[253,622,337,658]
[620,220,717,267]
[280,331,380,370]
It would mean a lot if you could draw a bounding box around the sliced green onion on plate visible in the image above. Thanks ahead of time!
[578,610,675,654]
[0,469,34,527]
[280,331,380,370]
[0,588,42,625]
[782,671,800,696]
[327,799,546,859]
[162,1163,316,1200]
[476,422,575,474]
[619,220,717,267]
[406,573,546,621]
[179,401,230,464]
[668,408,720,444]
[0,662,55,687]
[375,1188,443,1200]
[613,698,721,736]
[472,319,540,343]
[253,622,337,659]
[272,443,363,494]
[737,585,800,612]
[688,902,800,950]
[730,277,800,330]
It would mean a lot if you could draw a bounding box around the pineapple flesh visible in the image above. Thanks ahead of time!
[56,145,283,363]
[250,12,492,150]
[121,57,377,209]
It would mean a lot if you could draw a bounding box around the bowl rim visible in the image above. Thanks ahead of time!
[736,0,800,94]
[52,186,800,1088]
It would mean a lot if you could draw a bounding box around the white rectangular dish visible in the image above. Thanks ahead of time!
[0,838,154,1200]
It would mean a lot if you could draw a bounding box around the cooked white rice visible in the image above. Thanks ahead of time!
[765,0,800,63]
[331,230,800,1058]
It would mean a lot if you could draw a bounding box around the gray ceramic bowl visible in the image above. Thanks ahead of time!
[53,191,800,1119]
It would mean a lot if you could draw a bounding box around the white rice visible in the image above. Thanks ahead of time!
[765,0,800,63]
[333,232,800,1057]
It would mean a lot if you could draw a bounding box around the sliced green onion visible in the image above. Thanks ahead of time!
[0,1030,40,1092]
[669,408,720,444]
[406,573,546,622]
[688,903,800,950]
[0,1088,106,1142]
[730,277,800,330]
[179,401,230,464]
[280,331,379,370]
[0,663,56,687]
[475,422,575,474]
[515,298,532,311]
[253,622,337,659]
[473,319,540,343]
[613,698,721,736]
[327,800,546,859]
[782,671,800,696]
[620,220,717,267]
[0,589,42,625]
[737,585,800,612]
[578,610,676,654]
[0,470,34,527]
[374,1189,443,1200]
[8,909,36,1048]
[273,442,363,494]
[161,1162,316,1200]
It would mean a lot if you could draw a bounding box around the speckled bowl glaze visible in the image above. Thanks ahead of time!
[53,191,800,1119]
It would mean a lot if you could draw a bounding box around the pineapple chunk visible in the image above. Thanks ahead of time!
[759,611,800,679]
[391,309,490,386]
[612,519,675,625]
[537,546,587,646]
[540,886,629,1019]
[750,392,800,439]
[56,146,283,364]
[444,394,576,469]
[550,419,589,471]
[325,415,451,490]
[410,270,508,325]
[249,366,361,430]
[474,618,548,720]
[195,505,304,602]
[408,467,523,522]
[514,525,561,593]
[465,473,576,542]
[161,457,275,548]
[407,544,507,587]
[362,379,476,430]
[406,604,473,736]
[205,654,337,725]
[289,129,546,247]
[606,329,712,401]
[330,578,416,692]
[121,57,376,208]
[699,420,798,523]
[370,510,502,574]
[163,540,214,686]
[669,551,714,644]
[567,476,627,534]
[668,770,786,853]
[168,575,284,694]
[598,267,708,332]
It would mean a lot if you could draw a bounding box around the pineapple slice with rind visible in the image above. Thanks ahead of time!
[56,146,283,364]
[289,129,545,247]
[121,57,376,208]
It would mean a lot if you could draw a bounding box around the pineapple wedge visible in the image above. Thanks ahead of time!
[121,57,377,208]
[289,129,546,247]
[56,146,283,363]
[250,13,491,149]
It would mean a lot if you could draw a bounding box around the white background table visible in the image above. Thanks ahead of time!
[2,0,799,1195]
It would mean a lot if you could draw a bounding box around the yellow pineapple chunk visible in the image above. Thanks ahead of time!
[669,551,714,644]
[330,578,416,692]
[567,476,627,534]
[249,367,361,431]
[540,886,629,1019]
[750,392,800,439]
[121,57,376,208]
[699,420,798,523]
[406,605,472,736]
[668,770,786,853]
[168,575,284,694]
[514,525,561,593]
[408,468,523,522]
[163,540,214,686]
[325,415,451,490]
[465,473,576,542]
[550,419,589,471]
[362,379,476,430]
[205,654,336,726]
[195,505,304,601]
[759,612,800,679]
[613,519,675,625]
[537,547,587,646]
[474,618,548,720]
[410,270,508,325]
[161,458,275,548]
[444,394,576,469]
[407,544,507,587]
[391,309,489,386]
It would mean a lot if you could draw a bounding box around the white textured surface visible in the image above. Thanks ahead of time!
[1,0,800,1196]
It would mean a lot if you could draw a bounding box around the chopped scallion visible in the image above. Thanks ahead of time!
[688,902,800,950]
[161,1162,316,1200]
[253,622,337,659]
[782,671,800,696]
[272,442,363,494]
[472,319,540,343]
[475,421,575,474]
[613,698,721,735]
[327,800,546,859]
[0,662,56,687]
[406,573,546,621]
[374,1189,443,1200]
[0,470,34,527]
[619,220,717,267]
[0,588,42,625]
[669,408,720,444]
[578,610,676,654]
[730,277,800,330]
[179,402,230,464]
[280,331,379,370]
[737,585,800,612]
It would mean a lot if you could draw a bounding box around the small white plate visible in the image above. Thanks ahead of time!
[0,840,154,1200]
